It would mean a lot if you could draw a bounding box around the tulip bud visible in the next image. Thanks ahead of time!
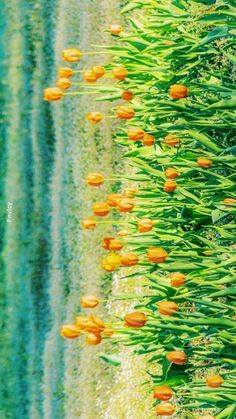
[125,311,147,328]
[155,402,175,416]
[170,272,185,287]
[92,66,105,79]
[62,48,81,62]
[86,112,103,124]
[112,66,128,81]
[58,67,73,78]
[86,172,105,186]
[197,157,212,169]
[159,301,178,315]
[102,237,114,250]
[103,328,114,336]
[128,127,145,141]
[109,239,123,251]
[138,218,153,233]
[109,24,123,35]
[164,134,180,146]
[117,229,128,237]
[165,167,179,179]
[107,193,123,207]
[60,324,81,339]
[142,134,155,146]
[170,84,188,99]
[93,202,110,216]
[44,87,63,101]
[82,218,96,229]
[75,315,89,329]
[102,253,121,272]
[116,197,134,212]
[166,350,187,365]
[80,296,99,308]
[116,106,135,120]
[122,90,134,101]
[86,333,102,345]
[153,385,173,401]
[124,188,137,198]
[147,247,168,263]
[206,375,224,388]
[224,198,236,205]
[84,315,105,333]
[164,180,177,193]
[57,77,71,90]
[121,252,139,267]
[83,69,98,83]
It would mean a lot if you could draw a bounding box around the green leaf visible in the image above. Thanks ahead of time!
[99,353,121,366]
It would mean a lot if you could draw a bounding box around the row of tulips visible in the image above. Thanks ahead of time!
[45,0,236,417]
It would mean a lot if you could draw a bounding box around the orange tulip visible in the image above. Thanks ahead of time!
[112,66,128,81]
[165,168,179,179]
[92,66,105,78]
[109,239,123,251]
[60,324,80,339]
[159,301,178,315]
[109,24,123,35]
[103,328,114,336]
[80,295,99,308]
[86,333,102,345]
[116,106,135,120]
[116,197,134,212]
[107,193,123,207]
[170,84,188,99]
[83,69,98,83]
[170,272,186,287]
[125,311,147,328]
[153,385,174,401]
[156,403,176,416]
[84,315,105,333]
[44,87,63,101]
[164,133,180,146]
[142,134,155,146]
[167,350,187,365]
[93,202,110,216]
[86,172,105,186]
[124,188,137,198]
[86,112,103,124]
[102,237,114,250]
[147,247,168,263]
[224,198,236,205]
[117,229,128,237]
[82,218,96,229]
[197,157,212,169]
[58,67,73,78]
[128,127,145,141]
[75,315,90,329]
[121,252,139,267]
[206,375,224,388]
[138,218,154,233]
[122,90,134,101]
[62,48,81,62]
[102,253,121,272]
[57,77,71,90]
[164,180,177,193]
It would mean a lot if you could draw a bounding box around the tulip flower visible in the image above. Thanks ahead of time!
[197,157,212,169]
[93,202,110,216]
[125,311,147,328]
[60,324,81,339]
[86,173,105,186]
[165,167,179,179]
[75,315,90,329]
[112,66,128,81]
[102,237,114,250]
[116,106,135,120]
[83,69,98,83]
[159,301,179,315]
[124,188,137,198]
[170,272,186,287]
[116,197,134,212]
[109,239,123,251]
[224,198,236,205]
[62,48,81,62]
[44,87,63,101]
[86,112,103,124]
[170,84,188,99]
[142,134,155,146]
[82,218,96,229]
[121,252,139,267]
[92,66,105,78]
[166,350,187,365]
[58,67,73,78]
[128,127,145,141]
[117,229,128,237]
[147,247,168,263]
[57,77,72,90]
[84,315,105,333]
[153,385,174,401]
[156,402,176,416]
[80,295,99,308]
[206,374,224,388]
[102,253,121,272]
[164,180,177,193]
[107,193,123,207]
[103,328,114,336]
[122,90,134,101]
[85,333,102,345]
[138,218,154,233]
[109,24,123,35]
[164,133,180,146]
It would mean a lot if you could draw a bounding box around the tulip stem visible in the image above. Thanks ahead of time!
[96,221,129,224]
[64,91,101,95]
[81,51,112,56]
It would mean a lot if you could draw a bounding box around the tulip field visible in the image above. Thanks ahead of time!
[44,0,236,417]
